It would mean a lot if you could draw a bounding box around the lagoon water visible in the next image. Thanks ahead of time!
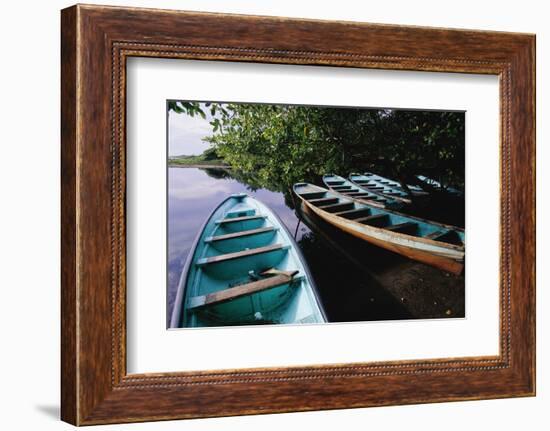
[167,167,465,326]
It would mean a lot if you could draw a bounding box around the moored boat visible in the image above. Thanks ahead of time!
[170,193,326,328]
[293,183,465,274]
[416,175,464,197]
[349,172,428,203]
[322,174,404,209]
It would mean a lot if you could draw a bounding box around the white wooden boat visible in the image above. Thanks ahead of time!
[293,183,465,274]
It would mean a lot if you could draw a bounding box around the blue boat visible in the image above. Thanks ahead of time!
[349,172,428,203]
[322,174,404,209]
[170,193,327,328]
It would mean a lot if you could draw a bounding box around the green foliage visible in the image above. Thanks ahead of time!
[365,110,465,190]
[169,101,464,194]
[168,101,206,119]
[201,146,221,161]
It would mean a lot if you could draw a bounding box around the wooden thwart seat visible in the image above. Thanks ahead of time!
[344,191,368,196]
[386,222,418,234]
[205,226,276,243]
[425,230,462,245]
[359,196,383,201]
[216,214,266,224]
[334,207,371,219]
[188,270,299,310]
[299,191,326,199]
[309,197,339,206]
[321,202,354,212]
[197,243,286,266]
[425,230,446,240]
[356,213,389,226]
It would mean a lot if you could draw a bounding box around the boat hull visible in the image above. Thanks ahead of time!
[306,202,464,274]
[294,183,464,275]
[170,193,326,328]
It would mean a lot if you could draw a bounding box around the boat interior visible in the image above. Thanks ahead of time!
[182,195,323,327]
[349,173,421,198]
[323,174,390,204]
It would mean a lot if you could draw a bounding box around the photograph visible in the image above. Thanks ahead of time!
[167,101,466,328]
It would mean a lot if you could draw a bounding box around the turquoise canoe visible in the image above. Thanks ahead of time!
[294,183,465,274]
[170,193,327,328]
[322,174,404,209]
[349,172,428,203]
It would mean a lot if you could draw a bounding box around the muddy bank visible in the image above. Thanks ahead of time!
[373,261,465,319]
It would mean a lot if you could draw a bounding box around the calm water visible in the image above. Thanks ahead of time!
[167,167,465,325]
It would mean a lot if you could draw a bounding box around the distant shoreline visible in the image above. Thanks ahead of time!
[168,163,231,169]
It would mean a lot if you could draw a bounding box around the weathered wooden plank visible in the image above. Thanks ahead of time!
[386,222,418,234]
[298,191,326,199]
[188,273,295,309]
[345,191,370,196]
[205,226,276,242]
[356,213,389,226]
[321,202,355,212]
[197,243,286,266]
[216,214,266,224]
[309,197,339,206]
[425,230,446,240]
[334,208,372,219]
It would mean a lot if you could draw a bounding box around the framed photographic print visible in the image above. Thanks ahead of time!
[61,4,535,425]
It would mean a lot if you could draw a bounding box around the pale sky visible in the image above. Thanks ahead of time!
[168,103,217,156]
